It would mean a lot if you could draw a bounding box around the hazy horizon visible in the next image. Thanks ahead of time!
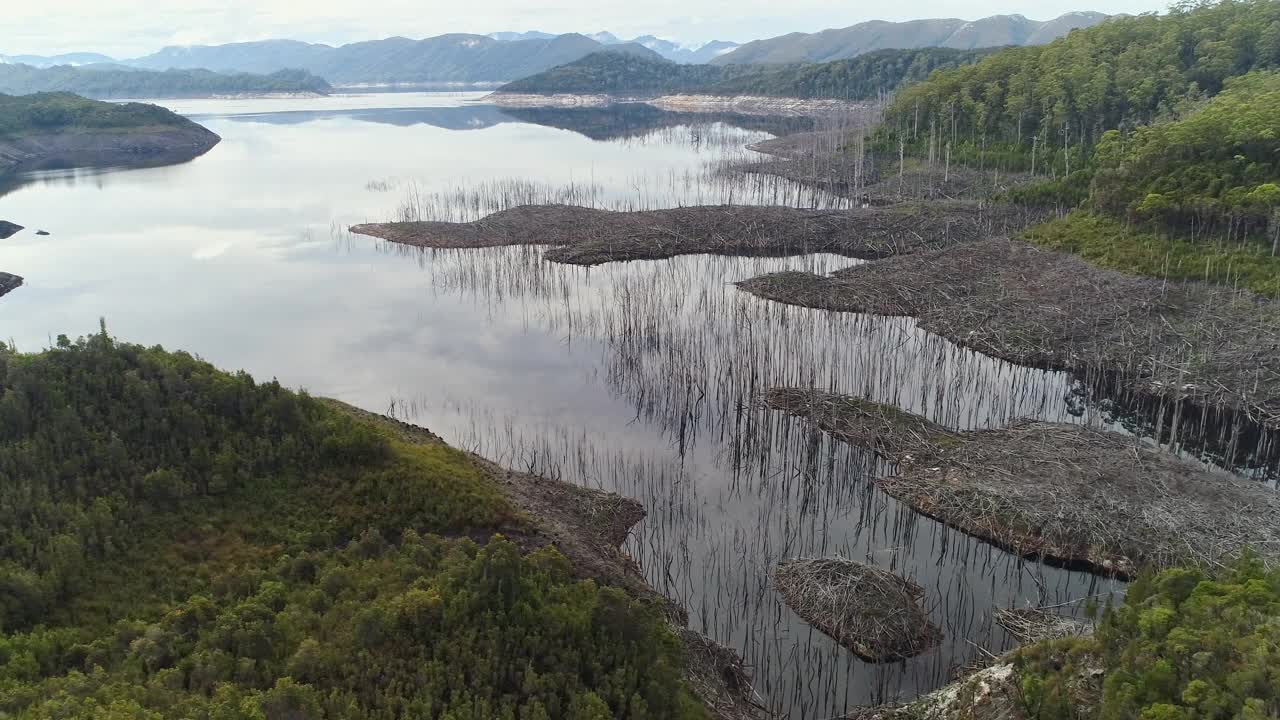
[8,0,1168,58]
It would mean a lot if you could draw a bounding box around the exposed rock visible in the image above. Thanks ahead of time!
[35,230,49,236]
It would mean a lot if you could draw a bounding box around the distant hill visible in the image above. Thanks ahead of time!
[492,31,740,64]
[0,52,116,68]
[497,47,999,100]
[0,65,331,98]
[713,11,1109,64]
[124,34,663,85]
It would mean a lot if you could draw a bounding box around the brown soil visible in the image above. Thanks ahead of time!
[774,558,942,662]
[351,203,1040,266]
[762,388,1280,578]
[327,400,764,719]
[741,239,1280,432]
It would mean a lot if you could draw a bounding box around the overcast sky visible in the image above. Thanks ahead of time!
[9,0,1169,58]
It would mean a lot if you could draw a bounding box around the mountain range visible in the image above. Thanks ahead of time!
[486,31,738,63]
[119,35,664,85]
[0,52,115,68]
[713,11,1110,64]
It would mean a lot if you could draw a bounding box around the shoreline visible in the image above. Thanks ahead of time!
[738,238,1280,433]
[761,388,1280,578]
[351,203,1041,266]
[330,401,764,718]
[0,126,221,173]
[487,92,873,117]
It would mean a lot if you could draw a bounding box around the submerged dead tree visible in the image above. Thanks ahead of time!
[774,558,942,662]
[763,388,1280,578]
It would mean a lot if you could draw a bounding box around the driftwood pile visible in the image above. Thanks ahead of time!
[774,557,941,662]
[351,203,1040,266]
[741,238,1280,432]
[763,388,1280,577]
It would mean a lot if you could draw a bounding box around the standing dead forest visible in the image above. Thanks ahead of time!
[3,1,1280,719]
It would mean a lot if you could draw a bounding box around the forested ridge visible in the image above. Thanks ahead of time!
[874,0,1280,291]
[498,48,999,100]
[1013,560,1280,720]
[0,66,332,100]
[0,93,197,139]
[0,328,705,719]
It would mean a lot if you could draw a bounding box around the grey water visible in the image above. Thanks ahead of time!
[4,92,1127,717]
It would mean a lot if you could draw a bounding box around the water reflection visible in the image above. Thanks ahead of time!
[377,247,1124,716]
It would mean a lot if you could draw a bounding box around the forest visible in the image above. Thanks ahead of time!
[0,92,197,138]
[0,66,333,100]
[0,328,705,719]
[498,47,999,100]
[1014,559,1279,720]
[874,0,1280,288]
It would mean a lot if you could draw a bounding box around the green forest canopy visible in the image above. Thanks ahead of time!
[875,0,1280,257]
[0,65,333,100]
[0,92,197,139]
[499,47,1000,100]
[1015,559,1280,720]
[0,329,705,719]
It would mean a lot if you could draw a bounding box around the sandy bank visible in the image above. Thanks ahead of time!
[762,388,1280,577]
[351,203,1039,266]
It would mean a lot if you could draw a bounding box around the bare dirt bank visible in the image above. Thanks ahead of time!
[330,401,763,719]
[351,203,1040,265]
[0,126,220,172]
[763,388,1280,577]
[741,239,1280,432]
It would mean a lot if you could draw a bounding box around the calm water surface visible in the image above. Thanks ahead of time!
[1,93,1122,717]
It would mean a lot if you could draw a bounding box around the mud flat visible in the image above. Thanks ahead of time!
[774,558,941,662]
[0,272,21,299]
[351,203,1039,266]
[762,388,1280,577]
[330,401,763,719]
[741,239,1280,433]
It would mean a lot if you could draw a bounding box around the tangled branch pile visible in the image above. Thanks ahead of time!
[351,203,1039,266]
[742,239,1280,431]
[764,388,1280,577]
[774,557,942,662]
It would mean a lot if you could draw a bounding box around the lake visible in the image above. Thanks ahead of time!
[1,92,1125,717]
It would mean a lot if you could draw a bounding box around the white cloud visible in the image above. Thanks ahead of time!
[6,0,1170,57]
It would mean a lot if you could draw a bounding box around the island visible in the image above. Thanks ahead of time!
[0,91,220,173]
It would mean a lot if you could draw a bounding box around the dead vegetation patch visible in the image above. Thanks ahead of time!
[763,388,1280,577]
[351,203,1039,266]
[774,557,942,662]
[995,608,1092,645]
[742,239,1280,431]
